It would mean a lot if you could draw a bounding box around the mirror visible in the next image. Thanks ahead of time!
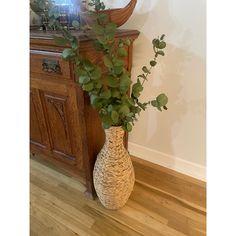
[30,0,83,31]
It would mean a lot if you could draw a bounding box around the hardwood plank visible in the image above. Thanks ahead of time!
[84,205,142,236]
[31,209,83,236]
[132,156,206,210]
[129,182,206,235]
[31,159,87,193]
[133,182,206,222]
[84,202,164,236]
[31,184,95,229]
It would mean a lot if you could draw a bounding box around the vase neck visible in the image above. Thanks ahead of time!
[104,126,124,145]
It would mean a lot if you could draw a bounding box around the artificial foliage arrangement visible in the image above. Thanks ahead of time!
[30,0,168,132]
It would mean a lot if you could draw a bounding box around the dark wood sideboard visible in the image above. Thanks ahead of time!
[30,29,140,197]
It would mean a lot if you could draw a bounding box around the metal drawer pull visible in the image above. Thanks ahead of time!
[42,59,62,74]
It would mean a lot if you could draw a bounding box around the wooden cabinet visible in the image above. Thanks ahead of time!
[30,30,139,197]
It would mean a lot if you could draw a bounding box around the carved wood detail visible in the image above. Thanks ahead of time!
[46,95,68,137]
[42,92,76,163]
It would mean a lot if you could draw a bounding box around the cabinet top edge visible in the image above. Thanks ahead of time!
[30,29,140,42]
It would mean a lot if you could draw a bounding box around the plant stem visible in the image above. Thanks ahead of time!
[141,56,157,86]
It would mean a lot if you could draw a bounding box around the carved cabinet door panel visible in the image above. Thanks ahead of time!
[40,84,84,169]
[30,88,50,150]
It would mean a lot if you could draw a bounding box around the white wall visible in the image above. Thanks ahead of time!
[104,0,206,180]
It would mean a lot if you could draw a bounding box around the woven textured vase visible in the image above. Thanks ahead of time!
[93,126,135,210]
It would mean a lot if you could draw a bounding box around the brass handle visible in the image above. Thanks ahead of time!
[42,59,62,74]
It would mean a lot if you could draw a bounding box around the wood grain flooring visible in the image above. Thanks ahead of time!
[30,159,206,236]
[132,156,206,211]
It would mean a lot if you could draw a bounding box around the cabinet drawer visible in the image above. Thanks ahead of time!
[30,50,72,79]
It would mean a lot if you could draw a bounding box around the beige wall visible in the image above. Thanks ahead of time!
[104,0,206,179]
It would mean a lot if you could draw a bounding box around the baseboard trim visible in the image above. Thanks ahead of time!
[131,155,206,211]
[128,142,206,181]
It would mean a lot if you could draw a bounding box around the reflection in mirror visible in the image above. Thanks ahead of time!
[30,0,136,31]
[30,0,83,31]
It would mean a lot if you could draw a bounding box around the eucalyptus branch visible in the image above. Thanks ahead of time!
[141,62,155,87]
[30,0,168,132]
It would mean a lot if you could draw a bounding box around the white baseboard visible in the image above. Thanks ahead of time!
[128,142,206,181]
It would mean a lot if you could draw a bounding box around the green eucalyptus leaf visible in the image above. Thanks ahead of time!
[114,59,124,67]
[160,34,165,40]
[150,60,157,67]
[72,20,80,28]
[100,90,111,99]
[151,100,162,111]
[62,28,73,40]
[158,41,166,49]
[94,80,102,89]
[53,36,68,46]
[107,76,119,88]
[156,93,168,106]
[120,73,132,93]
[124,39,131,46]
[103,56,113,69]
[79,75,90,84]
[114,65,123,75]
[92,23,104,35]
[62,48,75,60]
[105,22,117,34]
[126,122,132,132]
[151,100,158,107]
[111,110,119,123]
[152,38,160,48]
[118,47,127,57]
[142,66,150,74]
[90,94,98,106]
[157,51,165,56]
[101,114,112,129]
[97,36,107,44]
[119,42,124,48]
[98,13,109,24]
[90,67,102,80]
[127,98,135,106]
[119,105,130,115]
[82,82,94,92]
[107,105,113,112]
[126,113,134,118]
[93,40,103,51]
[105,31,115,40]
[83,59,94,72]
[130,106,141,114]
[136,106,142,114]
[76,68,87,76]
[70,37,78,50]
[111,89,121,98]
[102,122,111,129]
[132,81,143,98]
[138,102,147,111]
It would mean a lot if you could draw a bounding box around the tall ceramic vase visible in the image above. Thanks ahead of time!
[93,126,135,210]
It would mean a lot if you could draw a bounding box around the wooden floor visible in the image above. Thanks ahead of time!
[30,159,206,236]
